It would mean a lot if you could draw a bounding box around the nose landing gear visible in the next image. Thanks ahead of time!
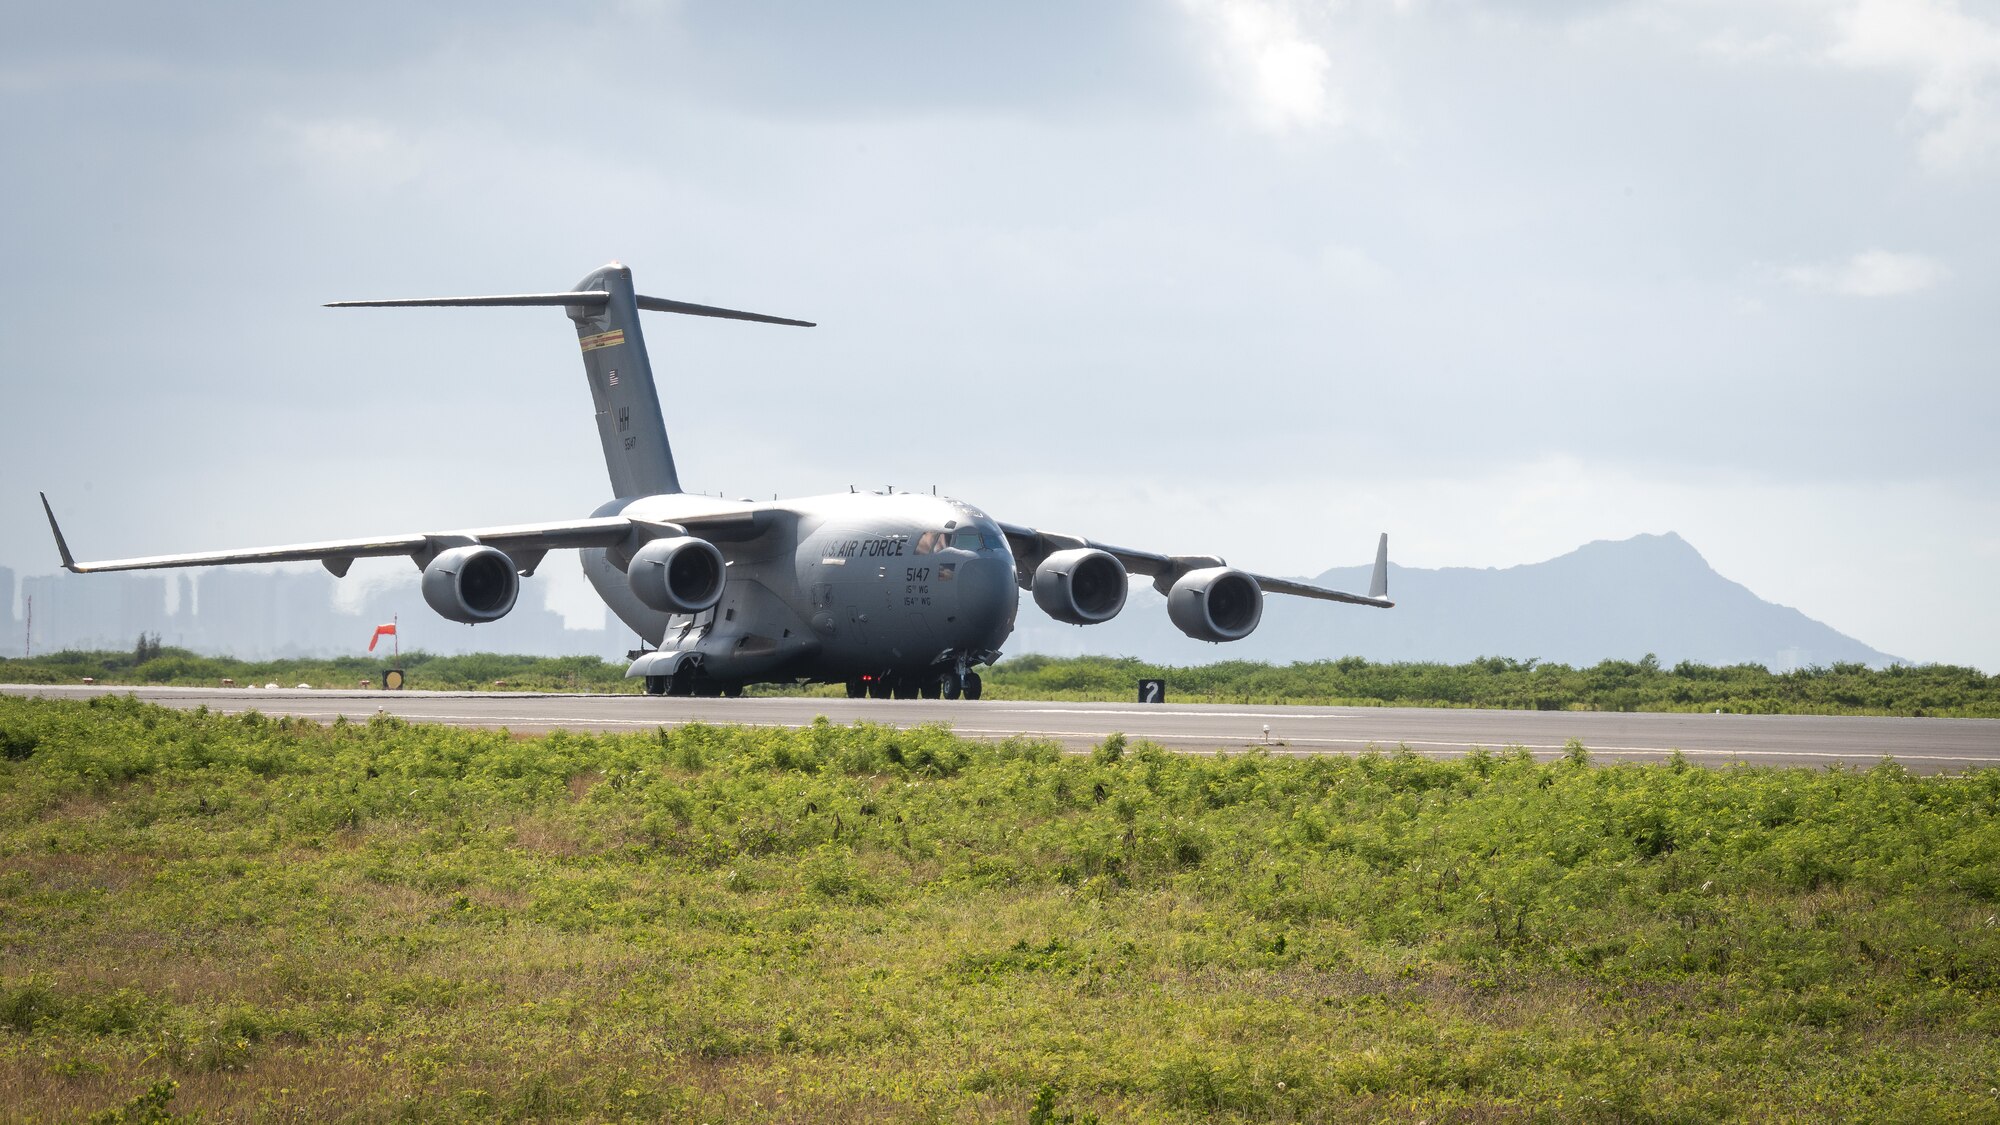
[940,668,982,701]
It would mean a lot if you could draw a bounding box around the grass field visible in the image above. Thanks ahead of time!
[3,694,1998,1122]
[6,649,1998,717]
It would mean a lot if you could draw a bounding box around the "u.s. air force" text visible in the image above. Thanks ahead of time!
[822,536,908,560]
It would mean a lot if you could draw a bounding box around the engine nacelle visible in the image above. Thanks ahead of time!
[421,545,520,624]
[627,535,727,615]
[1033,548,1128,625]
[1167,567,1263,642]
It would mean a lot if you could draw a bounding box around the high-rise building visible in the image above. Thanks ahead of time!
[1,566,17,657]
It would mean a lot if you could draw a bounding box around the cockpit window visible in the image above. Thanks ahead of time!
[917,524,1003,554]
[953,526,1002,550]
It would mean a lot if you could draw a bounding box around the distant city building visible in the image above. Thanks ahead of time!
[1,565,17,657]
[2,567,629,660]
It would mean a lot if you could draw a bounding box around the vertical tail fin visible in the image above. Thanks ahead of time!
[569,264,680,497]
[327,263,813,501]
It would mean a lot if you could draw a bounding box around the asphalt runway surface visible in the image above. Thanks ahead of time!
[7,684,1997,774]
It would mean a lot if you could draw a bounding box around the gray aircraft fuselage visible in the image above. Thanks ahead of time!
[585,491,1017,688]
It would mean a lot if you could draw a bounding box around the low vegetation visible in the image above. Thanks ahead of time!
[2,694,1997,1121]
[0,647,631,694]
[8,646,1999,717]
[987,654,2000,717]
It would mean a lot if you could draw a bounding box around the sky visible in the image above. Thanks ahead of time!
[2,0,1996,670]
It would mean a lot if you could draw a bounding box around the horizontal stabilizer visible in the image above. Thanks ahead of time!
[635,295,814,327]
[328,291,813,326]
[326,293,610,308]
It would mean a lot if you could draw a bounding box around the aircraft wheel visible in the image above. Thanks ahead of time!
[668,668,696,697]
[644,675,668,696]
[920,679,942,700]
[941,672,962,700]
[845,678,866,699]
[723,684,743,699]
[963,671,983,701]
[893,678,918,700]
[868,678,891,700]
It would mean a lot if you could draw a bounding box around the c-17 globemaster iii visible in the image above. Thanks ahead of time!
[40,262,1392,700]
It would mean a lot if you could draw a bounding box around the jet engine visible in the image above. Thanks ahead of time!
[627,535,727,615]
[1033,548,1128,625]
[421,545,520,624]
[1167,567,1263,642]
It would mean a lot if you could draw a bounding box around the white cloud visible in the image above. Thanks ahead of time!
[1698,27,1797,64]
[1180,0,1338,132]
[274,116,429,190]
[1319,242,1391,292]
[1827,0,2000,169]
[1780,250,1947,297]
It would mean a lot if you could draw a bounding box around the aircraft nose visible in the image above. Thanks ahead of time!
[951,556,1017,649]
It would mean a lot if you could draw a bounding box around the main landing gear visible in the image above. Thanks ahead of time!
[643,670,742,698]
[843,670,982,701]
[842,675,896,699]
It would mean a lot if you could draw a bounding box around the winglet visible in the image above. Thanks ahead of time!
[39,492,79,573]
[1368,533,1389,600]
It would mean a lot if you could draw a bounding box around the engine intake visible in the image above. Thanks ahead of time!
[1033,548,1128,625]
[421,545,520,624]
[627,535,726,614]
[1167,567,1263,642]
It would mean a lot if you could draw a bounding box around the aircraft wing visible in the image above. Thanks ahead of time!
[998,522,1394,608]
[38,493,765,578]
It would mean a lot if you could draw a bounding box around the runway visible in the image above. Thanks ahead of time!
[7,683,1997,774]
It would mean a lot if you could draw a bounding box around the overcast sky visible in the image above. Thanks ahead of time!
[3,0,1996,669]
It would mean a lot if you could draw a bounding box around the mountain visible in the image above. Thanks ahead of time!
[1007,532,1900,670]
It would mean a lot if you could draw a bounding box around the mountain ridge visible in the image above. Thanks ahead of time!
[1009,531,1900,670]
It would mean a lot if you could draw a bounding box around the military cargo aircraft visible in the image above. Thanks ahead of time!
[40,263,1392,700]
